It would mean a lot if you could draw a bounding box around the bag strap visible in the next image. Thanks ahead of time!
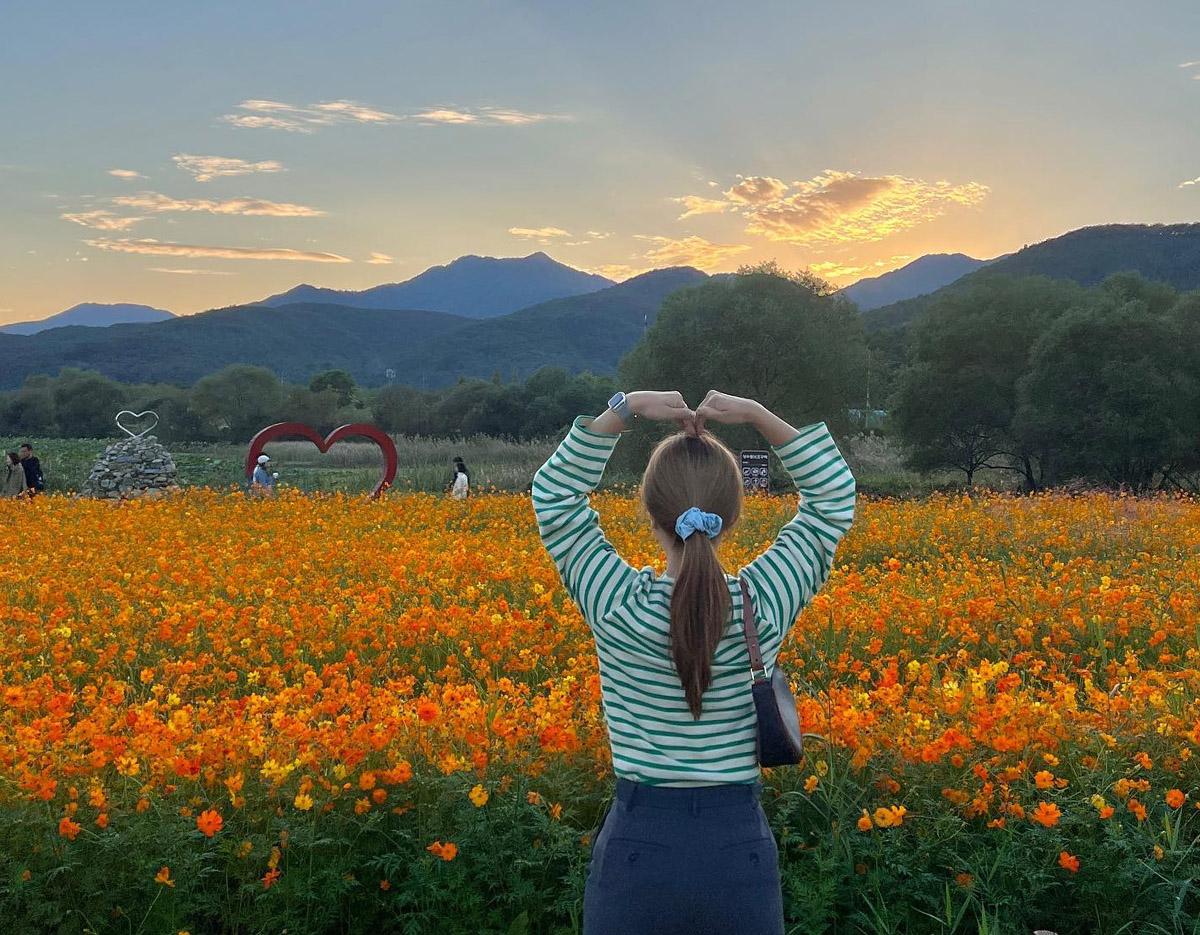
[738,577,768,683]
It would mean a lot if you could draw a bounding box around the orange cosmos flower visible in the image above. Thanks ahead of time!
[1058,851,1079,873]
[155,866,175,887]
[58,816,81,840]
[416,700,440,722]
[468,784,489,808]
[1030,802,1061,827]
[196,808,223,837]
[857,810,873,832]
[872,805,907,828]
[426,840,458,861]
[1166,789,1186,809]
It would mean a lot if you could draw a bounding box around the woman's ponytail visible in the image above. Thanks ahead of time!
[671,531,731,719]
[642,431,743,720]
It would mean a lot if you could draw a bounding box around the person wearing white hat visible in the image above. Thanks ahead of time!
[251,453,277,497]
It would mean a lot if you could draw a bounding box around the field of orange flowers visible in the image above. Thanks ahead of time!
[1,488,1199,934]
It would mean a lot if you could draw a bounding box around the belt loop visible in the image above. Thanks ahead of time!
[690,789,700,817]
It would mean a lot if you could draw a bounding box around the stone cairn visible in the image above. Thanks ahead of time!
[83,434,180,499]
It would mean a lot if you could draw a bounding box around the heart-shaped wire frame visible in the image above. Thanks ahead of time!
[115,409,160,439]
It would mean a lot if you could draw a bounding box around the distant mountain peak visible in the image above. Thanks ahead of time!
[1,302,175,336]
[260,252,614,318]
[840,254,991,310]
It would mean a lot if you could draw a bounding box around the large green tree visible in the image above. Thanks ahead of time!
[1014,276,1200,490]
[51,369,129,438]
[619,263,866,460]
[891,275,1086,488]
[189,365,286,442]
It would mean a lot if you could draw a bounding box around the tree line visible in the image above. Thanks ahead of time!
[0,365,617,445]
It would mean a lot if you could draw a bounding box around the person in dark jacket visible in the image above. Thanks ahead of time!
[18,444,43,496]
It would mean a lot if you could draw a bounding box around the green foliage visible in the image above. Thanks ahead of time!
[893,273,1200,491]
[1014,277,1200,488]
[617,263,868,467]
[310,369,359,406]
[891,276,1086,487]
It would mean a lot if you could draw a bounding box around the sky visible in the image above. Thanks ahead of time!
[2,0,1198,324]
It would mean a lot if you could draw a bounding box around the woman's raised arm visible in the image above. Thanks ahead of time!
[696,391,857,647]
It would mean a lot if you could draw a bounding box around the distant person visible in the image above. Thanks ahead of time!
[18,444,43,496]
[449,456,470,500]
[4,452,28,498]
[250,454,276,497]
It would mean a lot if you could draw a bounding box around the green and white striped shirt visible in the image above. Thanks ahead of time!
[532,416,856,786]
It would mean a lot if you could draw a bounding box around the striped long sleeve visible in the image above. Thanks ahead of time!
[531,417,637,626]
[739,421,856,653]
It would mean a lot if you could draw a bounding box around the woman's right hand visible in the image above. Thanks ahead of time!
[693,390,763,432]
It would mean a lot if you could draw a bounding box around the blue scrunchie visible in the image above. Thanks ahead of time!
[675,507,723,541]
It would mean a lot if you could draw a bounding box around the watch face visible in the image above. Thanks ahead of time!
[609,392,625,409]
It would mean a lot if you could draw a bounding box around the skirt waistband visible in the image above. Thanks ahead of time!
[615,777,761,811]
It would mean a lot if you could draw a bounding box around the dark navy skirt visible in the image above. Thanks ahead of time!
[583,777,784,934]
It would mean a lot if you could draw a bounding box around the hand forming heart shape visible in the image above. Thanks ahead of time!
[245,422,399,499]
[115,409,160,439]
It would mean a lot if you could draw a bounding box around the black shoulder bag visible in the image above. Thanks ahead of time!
[738,578,804,767]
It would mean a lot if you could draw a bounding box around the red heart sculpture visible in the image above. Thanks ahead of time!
[245,422,398,499]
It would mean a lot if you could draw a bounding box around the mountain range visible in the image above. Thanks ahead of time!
[861,223,1200,331]
[0,302,175,335]
[2,222,1198,390]
[0,267,704,389]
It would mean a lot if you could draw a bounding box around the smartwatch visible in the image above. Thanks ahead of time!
[608,391,632,424]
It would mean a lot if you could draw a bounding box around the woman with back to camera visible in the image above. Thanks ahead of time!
[532,389,856,934]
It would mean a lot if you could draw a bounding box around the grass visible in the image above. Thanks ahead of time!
[0,430,1014,498]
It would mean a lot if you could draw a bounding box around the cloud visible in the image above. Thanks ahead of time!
[586,230,613,239]
[723,175,789,205]
[112,191,324,217]
[634,234,750,269]
[366,252,394,264]
[85,238,352,263]
[414,108,479,125]
[1181,61,1200,68]
[311,100,398,123]
[589,263,646,281]
[672,195,732,219]
[508,226,572,241]
[808,260,868,281]
[1181,177,1200,188]
[223,99,563,131]
[61,210,146,231]
[413,106,566,126]
[108,168,145,180]
[740,169,989,246]
[671,169,988,246]
[173,154,285,182]
[148,267,235,275]
[223,98,400,132]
